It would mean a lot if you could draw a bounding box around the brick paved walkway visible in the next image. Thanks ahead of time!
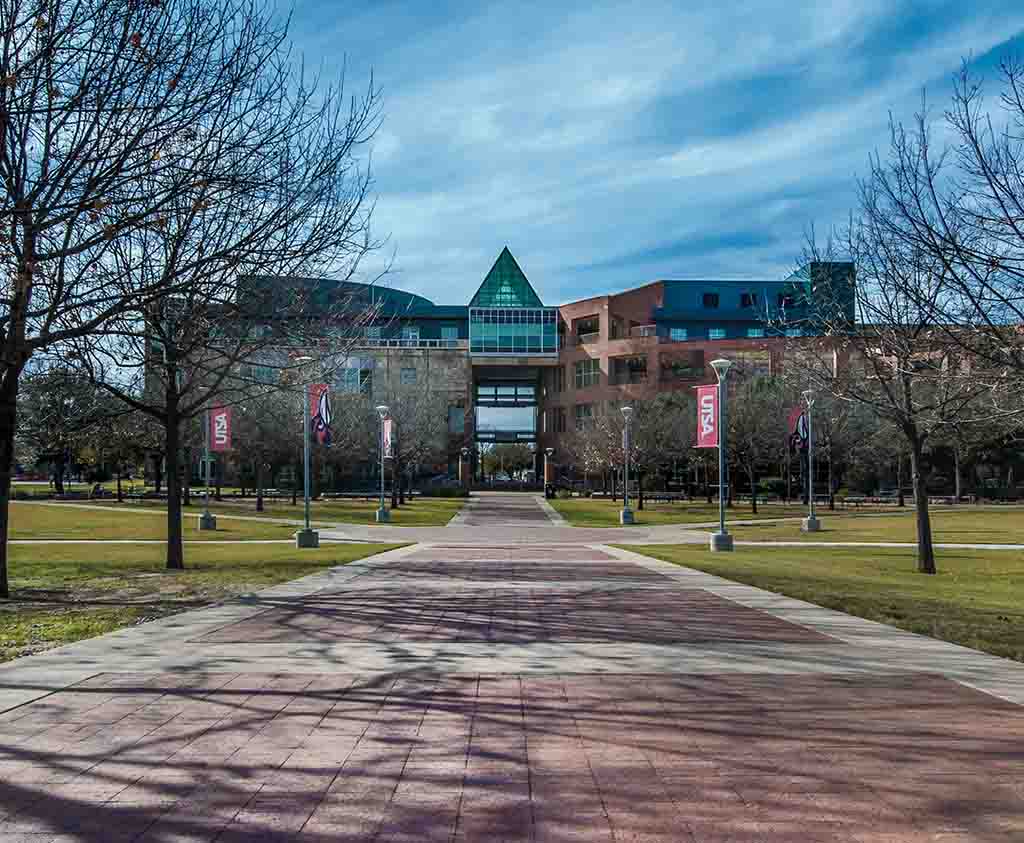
[1,528,1023,841]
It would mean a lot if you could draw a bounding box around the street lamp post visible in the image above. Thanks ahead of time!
[801,389,821,532]
[544,447,554,498]
[620,406,634,525]
[709,358,734,551]
[376,405,390,522]
[294,357,319,548]
[198,407,217,530]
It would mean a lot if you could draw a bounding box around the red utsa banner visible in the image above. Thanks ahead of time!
[309,383,332,445]
[209,406,231,452]
[696,384,718,448]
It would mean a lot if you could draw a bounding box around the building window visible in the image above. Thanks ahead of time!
[574,315,600,343]
[550,366,565,394]
[785,327,802,337]
[611,355,647,385]
[740,292,758,308]
[469,307,558,354]
[447,405,465,434]
[339,367,372,394]
[441,325,459,345]
[401,325,420,343]
[669,327,688,341]
[574,358,600,389]
[708,327,726,340]
[365,325,381,340]
[747,327,765,338]
[555,407,567,433]
[703,292,719,308]
[400,367,417,385]
[574,403,594,431]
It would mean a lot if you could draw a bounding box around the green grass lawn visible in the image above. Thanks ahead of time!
[1,541,403,662]
[549,496,888,527]
[625,543,1024,662]
[100,496,466,526]
[729,507,1024,545]
[10,501,300,540]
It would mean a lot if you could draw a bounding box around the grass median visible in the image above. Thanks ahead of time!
[1,541,404,663]
[728,507,1024,544]
[548,497,889,527]
[624,543,1024,662]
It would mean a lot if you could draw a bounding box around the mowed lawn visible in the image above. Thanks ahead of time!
[1,541,403,662]
[10,501,300,540]
[627,543,1024,662]
[549,496,888,527]
[105,496,466,526]
[729,507,1024,545]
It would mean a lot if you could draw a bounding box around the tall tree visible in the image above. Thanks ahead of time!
[63,1,382,572]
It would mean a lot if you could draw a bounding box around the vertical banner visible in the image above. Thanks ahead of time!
[209,406,232,452]
[309,383,332,445]
[788,405,808,452]
[382,418,395,459]
[696,385,718,448]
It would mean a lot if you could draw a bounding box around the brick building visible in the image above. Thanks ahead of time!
[278,247,854,480]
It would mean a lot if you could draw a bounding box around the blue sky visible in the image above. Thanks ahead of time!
[289,1,1024,305]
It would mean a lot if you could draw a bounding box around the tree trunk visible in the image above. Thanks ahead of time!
[953,446,961,503]
[612,469,617,502]
[897,454,905,508]
[116,463,123,503]
[0,367,23,598]
[909,436,936,574]
[214,456,222,501]
[637,471,644,511]
[827,447,835,511]
[54,456,66,495]
[292,452,299,505]
[748,467,758,514]
[182,446,191,506]
[165,408,185,571]
[255,456,265,513]
[705,462,712,504]
[153,452,163,496]
[390,454,399,509]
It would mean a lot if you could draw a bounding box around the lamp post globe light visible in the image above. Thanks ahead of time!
[544,447,555,498]
[376,405,390,523]
[801,389,821,533]
[294,355,319,548]
[709,358,734,552]
[460,446,469,487]
[620,406,634,525]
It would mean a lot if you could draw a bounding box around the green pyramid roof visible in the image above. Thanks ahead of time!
[469,247,544,308]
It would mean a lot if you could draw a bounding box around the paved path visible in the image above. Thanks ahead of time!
[1,494,1023,841]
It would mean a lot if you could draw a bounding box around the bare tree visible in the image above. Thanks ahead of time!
[727,373,787,514]
[789,224,1003,573]
[60,0,382,571]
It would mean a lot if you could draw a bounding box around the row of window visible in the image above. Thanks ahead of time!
[701,292,800,309]
[362,325,461,342]
[668,326,801,341]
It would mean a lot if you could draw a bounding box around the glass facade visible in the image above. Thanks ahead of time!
[469,307,558,355]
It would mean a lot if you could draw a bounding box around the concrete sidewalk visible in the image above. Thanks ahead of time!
[1,513,1023,840]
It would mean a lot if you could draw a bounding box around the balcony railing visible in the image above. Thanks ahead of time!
[630,325,657,338]
[576,331,600,345]
[353,338,467,350]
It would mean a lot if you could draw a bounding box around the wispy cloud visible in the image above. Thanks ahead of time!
[291,0,1024,304]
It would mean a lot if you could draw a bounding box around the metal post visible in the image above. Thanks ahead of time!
[375,405,390,522]
[718,378,726,535]
[198,409,216,530]
[295,380,319,547]
[619,407,634,524]
[709,358,733,551]
[801,389,820,532]
[303,383,311,532]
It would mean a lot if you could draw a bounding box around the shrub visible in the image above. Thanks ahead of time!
[555,488,572,500]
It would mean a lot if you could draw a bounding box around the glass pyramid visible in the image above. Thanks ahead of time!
[469,247,544,308]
